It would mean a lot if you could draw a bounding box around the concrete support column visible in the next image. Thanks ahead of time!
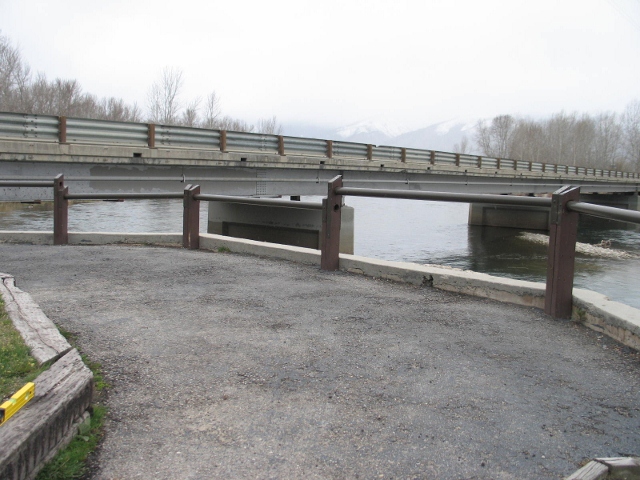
[468,203,550,231]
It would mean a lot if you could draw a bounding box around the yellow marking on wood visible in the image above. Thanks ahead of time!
[0,382,35,426]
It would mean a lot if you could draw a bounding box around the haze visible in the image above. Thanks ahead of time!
[1,0,639,130]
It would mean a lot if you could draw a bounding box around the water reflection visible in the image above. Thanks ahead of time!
[1,198,639,309]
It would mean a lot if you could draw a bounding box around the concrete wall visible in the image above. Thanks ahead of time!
[208,202,354,254]
[468,203,550,230]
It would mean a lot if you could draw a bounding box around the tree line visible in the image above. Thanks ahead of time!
[470,104,640,172]
[0,33,280,134]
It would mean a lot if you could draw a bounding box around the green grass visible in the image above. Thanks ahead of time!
[0,298,47,401]
[217,245,231,253]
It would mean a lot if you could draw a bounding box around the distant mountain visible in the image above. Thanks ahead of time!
[282,118,479,154]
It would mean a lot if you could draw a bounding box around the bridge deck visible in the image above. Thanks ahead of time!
[1,244,639,479]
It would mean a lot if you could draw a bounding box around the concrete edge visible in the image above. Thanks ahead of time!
[573,289,640,351]
[0,349,94,480]
[0,273,72,365]
[1,230,639,352]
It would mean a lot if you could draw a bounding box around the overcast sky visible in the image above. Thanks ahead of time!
[2,0,640,130]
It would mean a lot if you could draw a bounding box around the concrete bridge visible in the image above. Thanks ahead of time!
[1,112,639,231]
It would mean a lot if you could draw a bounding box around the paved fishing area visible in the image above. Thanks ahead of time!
[1,244,639,479]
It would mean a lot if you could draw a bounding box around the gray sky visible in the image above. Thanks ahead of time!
[2,0,640,129]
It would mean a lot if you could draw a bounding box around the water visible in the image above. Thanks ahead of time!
[1,198,639,309]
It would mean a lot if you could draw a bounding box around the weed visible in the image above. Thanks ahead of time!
[217,246,231,253]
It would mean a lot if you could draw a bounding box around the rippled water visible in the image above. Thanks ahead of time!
[1,198,639,309]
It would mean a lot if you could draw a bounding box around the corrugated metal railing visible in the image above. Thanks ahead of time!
[0,111,638,179]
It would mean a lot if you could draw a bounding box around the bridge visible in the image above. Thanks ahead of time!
[1,112,638,232]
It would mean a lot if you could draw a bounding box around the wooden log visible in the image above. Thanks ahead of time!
[564,461,609,480]
[0,273,71,365]
[0,349,93,480]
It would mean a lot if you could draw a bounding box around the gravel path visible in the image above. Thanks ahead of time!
[1,244,639,479]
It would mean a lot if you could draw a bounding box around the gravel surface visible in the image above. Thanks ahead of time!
[1,244,639,479]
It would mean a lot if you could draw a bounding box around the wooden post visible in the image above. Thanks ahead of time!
[58,117,67,144]
[477,156,482,168]
[496,158,501,170]
[147,124,156,148]
[326,140,333,159]
[367,144,373,161]
[183,184,200,250]
[277,135,285,156]
[455,153,460,167]
[53,174,68,245]
[220,130,227,152]
[400,148,406,163]
[545,186,580,319]
[320,175,343,271]
[429,151,436,165]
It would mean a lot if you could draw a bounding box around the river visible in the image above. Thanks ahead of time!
[1,197,639,309]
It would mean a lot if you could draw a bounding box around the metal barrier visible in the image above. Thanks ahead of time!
[1,111,638,179]
[2,174,640,320]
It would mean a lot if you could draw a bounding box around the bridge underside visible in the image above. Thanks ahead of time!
[0,140,638,201]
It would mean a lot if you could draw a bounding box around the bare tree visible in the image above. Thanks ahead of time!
[201,92,221,129]
[180,97,201,127]
[453,135,470,154]
[216,115,254,132]
[593,112,622,170]
[622,100,640,171]
[0,32,31,111]
[475,115,516,158]
[147,67,183,124]
[256,116,282,135]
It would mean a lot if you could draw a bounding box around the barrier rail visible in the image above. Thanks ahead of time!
[1,111,638,180]
[1,174,640,320]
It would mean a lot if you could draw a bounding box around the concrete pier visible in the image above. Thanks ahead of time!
[208,201,355,254]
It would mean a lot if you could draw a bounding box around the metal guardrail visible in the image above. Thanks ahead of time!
[1,111,638,180]
[1,174,639,321]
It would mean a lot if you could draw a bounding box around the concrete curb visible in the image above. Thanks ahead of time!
[0,273,72,365]
[1,230,639,353]
[0,274,94,480]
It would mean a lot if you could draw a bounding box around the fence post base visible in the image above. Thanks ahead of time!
[320,176,343,271]
[53,174,68,245]
[183,184,200,249]
[545,186,580,318]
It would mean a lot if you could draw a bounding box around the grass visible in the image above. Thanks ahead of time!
[0,296,108,480]
[0,298,48,402]
[217,245,231,253]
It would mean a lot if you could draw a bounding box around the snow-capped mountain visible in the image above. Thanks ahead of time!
[282,118,479,154]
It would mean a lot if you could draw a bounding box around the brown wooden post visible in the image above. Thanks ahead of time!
[183,184,200,250]
[542,163,547,173]
[367,144,373,161]
[429,151,436,165]
[277,135,285,156]
[220,130,227,152]
[496,158,501,170]
[147,124,156,148]
[528,161,533,171]
[320,175,343,271]
[326,140,333,159]
[455,153,460,167]
[400,148,406,163]
[545,186,580,319]
[53,174,68,245]
[58,116,67,144]
[477,156,482,168]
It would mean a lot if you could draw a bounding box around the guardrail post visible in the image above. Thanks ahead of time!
[545,186,580,319]
[320,175,343,271]
[477,156,482,168]
[401,148,406,163]
[496,158,501,169]
[220,130,227,152]
[278,135,285,156]
[58,116,67,144]
[326,140,333,159]
[455,153,460,167]
[367,145,373,161]
[53,174,68,245]
[429,151,436,165]
[183,184,200,250]
[147,124,156,148]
